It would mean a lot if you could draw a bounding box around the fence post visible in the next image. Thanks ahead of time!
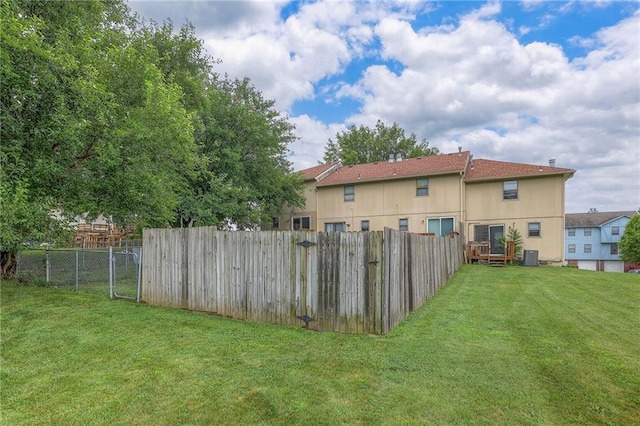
[75,250,79,291]
[181,229,189,309]
[45,246,50,283]
[109,246,113,299]
[136,247,142,303]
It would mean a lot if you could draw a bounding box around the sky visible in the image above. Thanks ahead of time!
[128,0,640,214]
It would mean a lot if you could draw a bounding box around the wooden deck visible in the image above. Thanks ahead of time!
[74,223,136,248]
[467,241,515,267]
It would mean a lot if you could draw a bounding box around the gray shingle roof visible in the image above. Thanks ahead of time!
[565,211,637,227]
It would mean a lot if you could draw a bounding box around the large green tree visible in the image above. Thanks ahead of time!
[323,120,439,165]
[175,77,304,229]
[1,0,197,275]
[141,20,304,228]
[1,0,305,275]
[619,213,640,263]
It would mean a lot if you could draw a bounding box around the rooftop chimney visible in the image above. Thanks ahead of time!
[396,153,402,162]
[458,146,462,153]
[388,153,394,163]
[549,159,556,167]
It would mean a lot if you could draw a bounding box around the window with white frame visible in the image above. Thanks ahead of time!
[399,218,409,231]
[568,244,576,253]
[528,222,541,237]
[361,220,370,232]
[611,244,618,255]
[584,244,592,253]
[344,185,354,202]
[612,226,620,235]
[428,217,455,237]
[584,228,591,236]
[568,229,575,237]
[292,216,311,230]
[416,178,429,196]
[325,222,346,232]
[503,181,518,200]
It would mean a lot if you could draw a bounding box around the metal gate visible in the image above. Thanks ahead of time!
[109,247,142,301]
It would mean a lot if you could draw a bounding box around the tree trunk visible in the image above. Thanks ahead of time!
[1,251,17,279]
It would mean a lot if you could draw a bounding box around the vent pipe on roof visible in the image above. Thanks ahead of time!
[549,159,556,167]
[458,146,462,153]
[388,153,394,163]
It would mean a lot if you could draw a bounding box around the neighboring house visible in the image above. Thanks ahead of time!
[565,211,637,272]
[268,150,575,264]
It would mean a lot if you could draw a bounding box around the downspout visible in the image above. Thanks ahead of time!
[460,170,464,235]
[561,173,571,264]
[315,186,319,231]
[460,152,472,243]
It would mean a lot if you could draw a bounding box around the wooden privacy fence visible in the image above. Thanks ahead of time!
[142,227,463,335]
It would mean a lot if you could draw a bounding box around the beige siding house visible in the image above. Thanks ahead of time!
[314,152,469,234]
[270,151,575,263]
[465,159,574,263]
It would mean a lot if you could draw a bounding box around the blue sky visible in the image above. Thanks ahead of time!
[129,1,639,214]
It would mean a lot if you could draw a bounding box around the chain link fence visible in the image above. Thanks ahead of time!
[15,240,142,300]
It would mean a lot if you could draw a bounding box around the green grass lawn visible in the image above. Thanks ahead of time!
[2,265,639,425]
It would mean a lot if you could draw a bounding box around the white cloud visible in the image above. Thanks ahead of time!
[520,0,546,12]
[129,1,284,36]
[198,1,379,112]
[467,1,502,20]
[289,115,347,170]
[339,6,639,212]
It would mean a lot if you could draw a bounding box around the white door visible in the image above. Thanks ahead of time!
[604,261,624,273]
[578,260,597,271]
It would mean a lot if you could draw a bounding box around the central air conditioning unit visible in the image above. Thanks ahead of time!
[523,250,539,266]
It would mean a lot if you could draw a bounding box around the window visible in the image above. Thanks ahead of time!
[503,181,518,200]
[428,217,455,237]
[568,229,575,237]
[568,244,576,253]
[611,244,618,255]
[528,222,541,237]
[344,185,354,202]
[416,178,429,196]
[474,225,489,242]
[361,220,370,232]
[584,244,592,253]
[399,218,409,231]
[272,217,279,229]
[584,228,591,236]
[325,222,346,232]
[292,216,311,230]
[612,226,620,235]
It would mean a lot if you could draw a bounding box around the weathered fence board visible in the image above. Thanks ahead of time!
[142,227,463,335]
